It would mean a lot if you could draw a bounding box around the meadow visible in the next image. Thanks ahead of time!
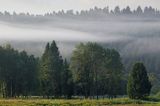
[0,98,159,106]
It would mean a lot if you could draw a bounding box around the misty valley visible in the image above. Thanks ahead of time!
[0,7,160,79]
[0,6,160,106]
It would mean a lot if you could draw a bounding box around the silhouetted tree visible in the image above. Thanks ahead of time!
[114,6,121,14]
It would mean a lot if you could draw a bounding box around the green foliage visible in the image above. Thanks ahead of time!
[148,73,160,94]
[70,42,124,98]
[61,59,74,99]
[127,62,152,99]
[0,45,38,97]
[0,41,155,100]
[40,41,64,98]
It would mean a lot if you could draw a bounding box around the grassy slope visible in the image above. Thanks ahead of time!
[0,98,159,106]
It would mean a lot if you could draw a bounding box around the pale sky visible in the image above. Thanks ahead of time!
[0,0,159,14]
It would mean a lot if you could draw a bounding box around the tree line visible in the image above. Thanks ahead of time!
[0,6,160,23]
[1,6,159,17]
[0,41,151,99]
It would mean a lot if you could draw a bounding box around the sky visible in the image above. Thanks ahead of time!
[0,0,159,14]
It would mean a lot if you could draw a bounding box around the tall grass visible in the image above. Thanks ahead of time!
[0,98,159,106]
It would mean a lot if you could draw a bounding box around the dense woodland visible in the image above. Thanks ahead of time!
[0,41,152,99]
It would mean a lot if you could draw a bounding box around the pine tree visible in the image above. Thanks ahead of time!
[49,41,63,98]
[127,62,152,99]
[40,41,63,98]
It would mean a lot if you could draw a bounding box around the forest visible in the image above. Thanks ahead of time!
[0,41,152,100]
[0,4,160,106]
[0,6,160,23]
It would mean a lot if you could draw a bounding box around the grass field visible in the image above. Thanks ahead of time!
[0,98,159,106]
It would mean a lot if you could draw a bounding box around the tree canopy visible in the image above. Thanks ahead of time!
[0,41,154,100]
[70,42,124,98]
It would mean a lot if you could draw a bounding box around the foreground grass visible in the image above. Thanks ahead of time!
[0,98,159,106]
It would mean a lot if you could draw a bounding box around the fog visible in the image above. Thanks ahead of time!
[0,18,160,58]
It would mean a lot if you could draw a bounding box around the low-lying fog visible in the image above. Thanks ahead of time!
[0,18,160,59]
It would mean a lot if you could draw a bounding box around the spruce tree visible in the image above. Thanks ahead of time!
[40,41,63,98]
[127,62,152,99]
[49,41,63,97]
